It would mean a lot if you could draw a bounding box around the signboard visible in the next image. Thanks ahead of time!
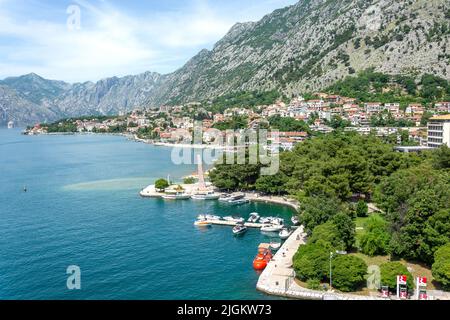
[397,275,407,285]
[417,277,427,286]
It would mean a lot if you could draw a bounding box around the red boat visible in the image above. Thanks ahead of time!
[253,244,273,270]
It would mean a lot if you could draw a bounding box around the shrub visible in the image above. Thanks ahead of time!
[432,243,450,291]
[380,262,414,290]
[359,215,391,256]
[332,255,368,292]
[306,279,322,290]
[293,240,331,281]
[356,200,369,217]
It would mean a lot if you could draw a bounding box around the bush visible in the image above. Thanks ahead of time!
[432,243,450,291]
[359,215,391,256]
[380,262,414,290]
[309,222,345,250]
[356,200,369,217]
[332,212,356,250]
[306,279,322,290]
[332,255,368,292]
[293,240,331,281]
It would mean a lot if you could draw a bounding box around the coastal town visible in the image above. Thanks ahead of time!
[25,93,450,150]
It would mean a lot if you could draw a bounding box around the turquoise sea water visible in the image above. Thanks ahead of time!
[0,129,294,300]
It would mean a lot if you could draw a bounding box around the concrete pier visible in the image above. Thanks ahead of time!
[205,219,265,228]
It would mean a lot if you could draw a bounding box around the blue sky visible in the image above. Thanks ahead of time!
[0,0,297,83]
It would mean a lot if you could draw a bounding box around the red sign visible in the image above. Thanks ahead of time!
[417,277,427,286]
[419,292,428,300]
[398,275,407,285]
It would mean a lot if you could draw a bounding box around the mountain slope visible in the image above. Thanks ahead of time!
[0,85,59,126]
[1,0,450,125]
[148,0,450,104]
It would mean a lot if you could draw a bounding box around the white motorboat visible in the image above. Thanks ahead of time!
[232,223,248,235]
[261,224,284,232]
[191,192,220,200]
[228,198,250,205]
[272,218,285,226]
[269,242,282,251]
[205,214,221,221]
[259,217,274,224]
[279,228,293,240]
[194,219,212,227]
[291,216,300,226]
[162,192,191,200]
[247,212,260,223]
[223,216,245,223]
[219,194,232,202]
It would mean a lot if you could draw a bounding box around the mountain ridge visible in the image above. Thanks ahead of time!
[1,0,450,125]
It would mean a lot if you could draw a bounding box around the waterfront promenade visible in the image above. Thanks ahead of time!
[256,226,385,300]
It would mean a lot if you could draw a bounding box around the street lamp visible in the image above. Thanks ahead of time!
[329,250,347,291]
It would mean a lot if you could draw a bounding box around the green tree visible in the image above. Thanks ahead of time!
[299,195,344,233]
[293,240,331,281]
[155,179,169,191]
[359,215,391,256]
[356,200,369,217]
[432,243,450,291]
[332,255,368,292]
[255,173,289,195]
[183,177,196,184]
[332,212,356,250]
[374,165,450,263]
[380,262,414,290]
[309,221,345,250]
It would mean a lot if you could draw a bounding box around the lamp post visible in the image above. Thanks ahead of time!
[329,250,347,291]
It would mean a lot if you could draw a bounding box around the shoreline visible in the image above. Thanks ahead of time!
[256,227,384,301]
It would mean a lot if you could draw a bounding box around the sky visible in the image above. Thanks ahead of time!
[0,0,298,83]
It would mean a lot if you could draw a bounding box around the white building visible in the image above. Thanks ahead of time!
[427,115,450,148]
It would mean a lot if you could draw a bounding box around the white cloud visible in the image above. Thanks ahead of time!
[0,0,297,82]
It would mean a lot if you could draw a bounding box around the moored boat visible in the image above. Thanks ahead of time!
[269,242,282,251]
[194,219,212,227]
[223,216,245,223]
[253,243,273,270]
[247,212,260,223]
[228,198,249,205]
[261,224,284,232]
[205,214,221,221]
[232,223,248,235]
[279,228,293,240]
[191,191,220,200]
[162,192,191,200]
[291,215,300,226]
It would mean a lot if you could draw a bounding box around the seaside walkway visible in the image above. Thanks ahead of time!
[256,226,385,300]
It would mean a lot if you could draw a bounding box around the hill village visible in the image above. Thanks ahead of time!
[25,93,450,150]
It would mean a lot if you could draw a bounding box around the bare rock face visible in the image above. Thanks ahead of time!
[1,0,449,125]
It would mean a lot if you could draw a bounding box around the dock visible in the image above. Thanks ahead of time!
[206,219,264,228]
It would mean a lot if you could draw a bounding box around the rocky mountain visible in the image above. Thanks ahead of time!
[0,85,59,126]
[150,0,450,104]
[1,0,450,125]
